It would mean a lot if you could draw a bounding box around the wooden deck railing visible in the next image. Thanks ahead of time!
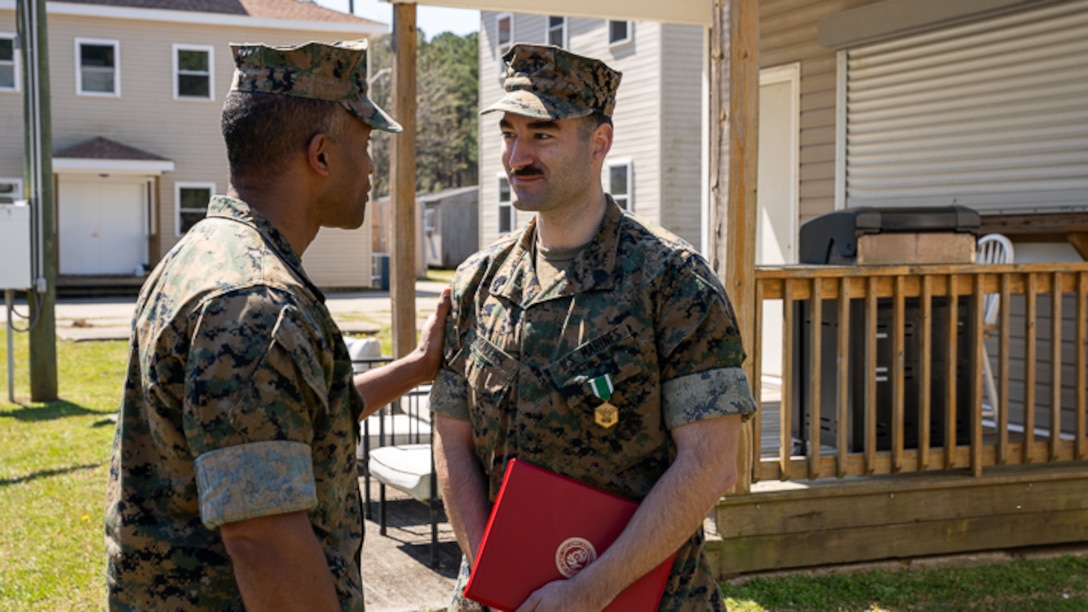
[752,263,1088,483]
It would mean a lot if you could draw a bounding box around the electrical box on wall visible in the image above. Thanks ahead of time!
[0,202,33,290]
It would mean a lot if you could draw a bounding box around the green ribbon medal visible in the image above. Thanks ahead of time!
[589,374,618,428]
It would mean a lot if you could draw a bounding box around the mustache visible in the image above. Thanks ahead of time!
[510,166,544,178]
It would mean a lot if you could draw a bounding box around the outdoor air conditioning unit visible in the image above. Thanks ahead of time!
[0,201,32,290]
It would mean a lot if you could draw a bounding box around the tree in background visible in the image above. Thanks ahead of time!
[368,31,479,197]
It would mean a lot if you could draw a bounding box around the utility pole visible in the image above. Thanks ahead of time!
[389,3,418,358]
[18,0,58,401]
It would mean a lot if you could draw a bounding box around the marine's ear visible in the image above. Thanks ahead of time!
[307,133,331,176]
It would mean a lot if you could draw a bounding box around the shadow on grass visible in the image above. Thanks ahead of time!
[0,462,103,487]
[0,399,114,422]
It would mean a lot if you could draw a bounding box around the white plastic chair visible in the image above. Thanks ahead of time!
[977,234,1014,418]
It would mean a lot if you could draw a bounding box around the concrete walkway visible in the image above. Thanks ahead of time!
[50,279,450,343]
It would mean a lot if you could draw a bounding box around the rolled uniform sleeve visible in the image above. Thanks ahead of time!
[656,254,758,429]
[184,289,331,529]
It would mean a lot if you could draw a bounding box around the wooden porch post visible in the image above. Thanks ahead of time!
[390,3,418,358]
[709,0,759,492]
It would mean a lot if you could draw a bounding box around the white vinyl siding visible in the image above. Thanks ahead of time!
[175,182,213,235]
[594,20,662,229]
[76,37,119,96]
[841,0,1088,213]
[659,23,705,246]
[173,44,214,101]
[0,33,18,92]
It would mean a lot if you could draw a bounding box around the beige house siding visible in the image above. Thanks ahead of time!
[0,11,22,186]
[1,4,382,289]
[759,0,873,226]
[301,227,373,290]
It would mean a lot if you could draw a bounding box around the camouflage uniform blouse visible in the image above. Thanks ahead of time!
[105,196,365,611]
[430,198,757,611]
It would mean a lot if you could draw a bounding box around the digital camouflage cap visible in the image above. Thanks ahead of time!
[230,40,402,133]
[481,43,622,120]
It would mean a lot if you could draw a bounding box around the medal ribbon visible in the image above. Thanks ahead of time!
[588,374,614,401]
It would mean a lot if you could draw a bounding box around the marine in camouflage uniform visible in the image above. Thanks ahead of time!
[105,41,409,611]
[430,44,757,611]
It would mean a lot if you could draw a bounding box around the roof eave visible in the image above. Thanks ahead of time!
[53,158,177,175]
[35,2,389,35]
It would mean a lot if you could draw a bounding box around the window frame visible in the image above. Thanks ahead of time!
[497,173,514,234]
[495,13,514,81]
[606,158,634,211]
[496,13,514,56]
[0,177,24,203]
[175,182,215,236]
[172,43,214,101]
[75,37,120,97]
[0,33,20,93]
[607,20,634,47]
[547,16,568,49]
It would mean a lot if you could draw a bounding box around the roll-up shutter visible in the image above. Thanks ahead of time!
[843,0,1088,213]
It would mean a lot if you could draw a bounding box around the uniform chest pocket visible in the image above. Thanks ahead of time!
[546,325,661,449]
[464,334,518,409]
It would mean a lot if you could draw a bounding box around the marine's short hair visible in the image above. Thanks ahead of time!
[221,91,348,182]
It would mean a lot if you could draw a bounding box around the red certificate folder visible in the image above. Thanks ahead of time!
[464,459,674,611]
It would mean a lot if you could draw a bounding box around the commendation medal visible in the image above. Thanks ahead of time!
[589,374,618,429]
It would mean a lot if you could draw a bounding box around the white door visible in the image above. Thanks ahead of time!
[757,64,800,382]
[60,177,147,275]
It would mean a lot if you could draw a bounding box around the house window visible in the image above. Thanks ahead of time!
[548,17,567,49]
[608,159,633,211]
[497,175,513,234]
[0,178,23,203]
[176,183,213,235]
[496,13,514,79]
[424,207,436,234]
[173,44,213,100]
[0,34,18,92]
[77,38,119,96]
[608,20,633,46]
[496,13,513,56]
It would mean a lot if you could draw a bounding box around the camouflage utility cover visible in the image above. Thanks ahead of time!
[106,196,366,611]
[231,40,402,133]
[481,43,623,120]
[430,198,757,611]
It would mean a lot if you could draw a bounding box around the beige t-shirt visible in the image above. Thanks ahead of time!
[534,239,584,288]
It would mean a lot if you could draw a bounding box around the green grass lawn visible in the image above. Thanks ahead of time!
[722,555,1088,611]
[1,330,125,611]
[2,327,1087,611]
